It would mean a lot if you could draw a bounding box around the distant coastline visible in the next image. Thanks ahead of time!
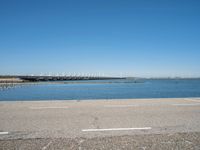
[0,75,200,84]
[0,75,125,83]
[0,77,25,83]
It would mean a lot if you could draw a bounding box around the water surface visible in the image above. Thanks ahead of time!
[0,79,200,101]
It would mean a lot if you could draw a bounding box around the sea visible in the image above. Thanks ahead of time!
[0,79,200,101]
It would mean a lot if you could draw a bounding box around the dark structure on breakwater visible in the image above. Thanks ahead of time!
[0,75,125,82]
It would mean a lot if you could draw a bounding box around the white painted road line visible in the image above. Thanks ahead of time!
[104,105,139,108]
[172,103,200,106]
[42,141,52,150]
[82,127,152,132]
[104,104,172,107]
[0,132,9,135]
[29,106,68,109]
[184,99,200,103]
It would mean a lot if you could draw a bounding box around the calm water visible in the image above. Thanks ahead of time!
[0,79,200,101]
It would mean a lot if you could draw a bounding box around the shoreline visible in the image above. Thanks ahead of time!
[0,78,25,83]
[0,97,200,103]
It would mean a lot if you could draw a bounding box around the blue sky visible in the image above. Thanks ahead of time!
[0,0,200,77]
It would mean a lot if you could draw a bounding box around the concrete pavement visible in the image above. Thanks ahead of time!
[0,98,200,149]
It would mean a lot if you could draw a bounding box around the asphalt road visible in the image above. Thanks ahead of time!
[0,98,200,149]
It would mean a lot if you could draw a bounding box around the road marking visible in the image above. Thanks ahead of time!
[0,132,9,135]
[82,127,151,132]
[104,105,139,108]
[42,141,52,150]
[104,104,171,107]
[172,103,200,106]
[29,106,68,109]
[184,98,200,103]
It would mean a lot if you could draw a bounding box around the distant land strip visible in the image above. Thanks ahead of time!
[0,75,200,83]
[0,75,125,83]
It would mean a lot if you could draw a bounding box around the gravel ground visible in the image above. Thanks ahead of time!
[0,132,200,150]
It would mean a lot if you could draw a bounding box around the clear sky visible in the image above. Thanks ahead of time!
[0,0,200,77]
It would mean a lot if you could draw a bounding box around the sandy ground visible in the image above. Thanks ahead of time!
[0,78,24,83]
